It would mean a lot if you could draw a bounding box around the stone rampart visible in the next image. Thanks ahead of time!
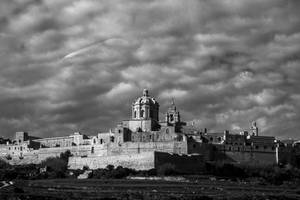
[222,151,276,165]
[68,151,155,170]
[1,141,187,166]
[154,152,205,174]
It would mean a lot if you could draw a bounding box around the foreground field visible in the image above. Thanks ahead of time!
[0,177,300,200]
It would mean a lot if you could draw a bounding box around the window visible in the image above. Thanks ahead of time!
[141,110,144,118]
[255,145,259,149]
[169,114,174,121]
[118,129,121,133]
[134,111,137,118]
[110,136,115,143]
[91,147,94,154]
[272,146,275,150]
[100,139,103,144]
[166,128,169,134]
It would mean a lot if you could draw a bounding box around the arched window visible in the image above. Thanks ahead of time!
[134,111,137,118]
[218,137,221,142]
[110,136,115,143]
[169,114,174,122]
[141,110,144,118]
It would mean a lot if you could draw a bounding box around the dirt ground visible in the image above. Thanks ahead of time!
[0,177,299,200]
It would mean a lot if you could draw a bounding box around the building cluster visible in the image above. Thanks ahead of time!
[0,89,299,169]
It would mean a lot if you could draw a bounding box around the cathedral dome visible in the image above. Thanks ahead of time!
[131,89,159,122]
[133,89,158,106]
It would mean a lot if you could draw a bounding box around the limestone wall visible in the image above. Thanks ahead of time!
[68,151,155,170]
[1,141,187,166]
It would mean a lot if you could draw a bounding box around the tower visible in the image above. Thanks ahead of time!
[165,98,180,125]
[251,121,258,136]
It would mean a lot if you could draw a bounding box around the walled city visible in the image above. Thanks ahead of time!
[0,89,299,172]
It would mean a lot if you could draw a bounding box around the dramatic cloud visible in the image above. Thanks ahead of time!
[0,0,299,139]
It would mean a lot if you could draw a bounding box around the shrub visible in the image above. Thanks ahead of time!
[40,157,68,178]
[89,166,137,179]
[60,150,72,161]
[0,159,10,169]
[83,165,90,171]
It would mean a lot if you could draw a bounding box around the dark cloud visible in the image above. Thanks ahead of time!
[0,0,299,139]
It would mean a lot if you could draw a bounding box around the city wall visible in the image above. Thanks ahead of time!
[154,151,205,174]
[68,151,206,173]
[187,142,277,166]
[223,151,277,165]
[2,141,188,166]
[68,151,155,170]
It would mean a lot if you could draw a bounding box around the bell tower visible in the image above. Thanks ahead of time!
[165,98,180,125]
[250,121,258,136]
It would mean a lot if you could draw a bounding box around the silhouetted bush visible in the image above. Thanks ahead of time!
[60,150,72,161]
[40,157,68,178]
[89,165,137,179]
[0,159,11,169]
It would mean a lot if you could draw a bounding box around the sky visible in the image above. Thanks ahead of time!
[0,0,299,139]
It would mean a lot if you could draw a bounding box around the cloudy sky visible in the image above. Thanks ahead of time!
[0,0,299,139]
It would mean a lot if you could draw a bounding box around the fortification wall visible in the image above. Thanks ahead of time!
[107,141,187,155]
[154,152,205,174]
[187,141,277,165]
[222,151,276,165]
[68,151,205,172]
[68,151,155,170]
[1,141,187,166]
[8,153,39,165]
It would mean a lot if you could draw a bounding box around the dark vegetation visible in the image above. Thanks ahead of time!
[1,151,300,185]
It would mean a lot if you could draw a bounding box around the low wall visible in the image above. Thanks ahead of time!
[68,152,155,170]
